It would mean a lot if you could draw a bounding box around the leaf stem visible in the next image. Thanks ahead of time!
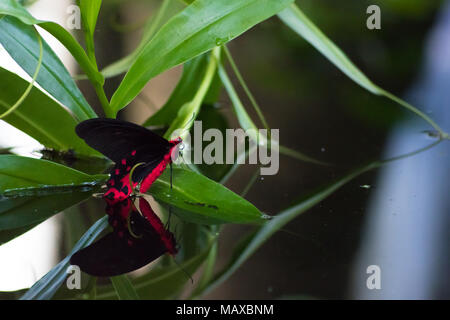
[0,28,43,119]
[94,83,114,118]
[223,45,271,133]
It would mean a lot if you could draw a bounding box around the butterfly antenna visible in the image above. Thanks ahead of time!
[129,162,145,195]
[166,162,173,229]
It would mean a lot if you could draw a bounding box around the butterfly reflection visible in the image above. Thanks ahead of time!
[70,197,177,277]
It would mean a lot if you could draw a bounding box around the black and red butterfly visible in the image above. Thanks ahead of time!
[70,197,177,277]
[75,119,182,202]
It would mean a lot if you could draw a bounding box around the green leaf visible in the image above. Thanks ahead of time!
[110,275,140,300]
[217,62,259,140]
[78,0,102,38]
[78,0,102,65]
[20,216,109,300]
[0,155,107,193]
[164,48,219,140]
[0,16,97,121]
[148,167,263,224]
[110,0,294,113]
[197,163,375,296]
[192,105,232,182]
[0,68,98,156]
[0,0,103,86]
[0,186,97,238]
[278,3,448,138]
[218,61,329,166]
[143,53,211,127]
[99,0,180,79]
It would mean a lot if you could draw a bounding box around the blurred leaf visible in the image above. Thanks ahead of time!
[193,105,232,181]
[0,0,103,86]
[20,216,109,300]
[148,167,263,224]
[111,275,140,300]
[217,63,259,140]
[0,155,107,193]
[0,16,97,121]
[278,3,447,138]
[110,0,294,113]
[190,238,217,297]
[0,68,98,156]
[78,0,102,65]
[164,48,219,140]
[0,187,97,243]
[100,0,181,79]
[218,61,328,166]
[143,53,211,127]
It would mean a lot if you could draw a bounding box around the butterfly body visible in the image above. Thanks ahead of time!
[75,119,182,201]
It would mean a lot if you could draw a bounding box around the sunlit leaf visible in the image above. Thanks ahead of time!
[0,68,99,156]
[143,53,211,127]
[0,16,97,121]
[0,0,103,86]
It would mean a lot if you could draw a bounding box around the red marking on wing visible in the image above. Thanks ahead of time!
[104,138,181,202]
[139,154,170,193]
[139,198,177,255]
[139,140,181,193]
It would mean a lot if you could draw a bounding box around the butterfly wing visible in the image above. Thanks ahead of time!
[70,204,168,277]
[75,118,171,164]
[76,119,174,199]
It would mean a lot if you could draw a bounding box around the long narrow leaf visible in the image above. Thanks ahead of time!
[143,53,210,126]
[278,4,448,138]
[0,68,98,156]
[110,0,294,113]
[0,0,103,86]
[20,216,109,300]
[0,155,106,193]
[148,167,263,224]
[0,16,97,121]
